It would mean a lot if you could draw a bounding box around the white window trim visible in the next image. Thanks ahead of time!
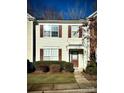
[71,25,79,38]
[43,48,58,61]
[43,25,59,37]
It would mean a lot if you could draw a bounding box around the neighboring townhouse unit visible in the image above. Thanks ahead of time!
[35,20,89,70]
[27,13,35,62]
[87,11,97,61]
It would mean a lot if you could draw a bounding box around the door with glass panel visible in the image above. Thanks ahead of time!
[70,50,78,67]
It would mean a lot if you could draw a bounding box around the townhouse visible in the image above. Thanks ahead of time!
[27,11,97,70]
[35,20,89,70]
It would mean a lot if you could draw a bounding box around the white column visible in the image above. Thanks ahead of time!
[82,26,89,70]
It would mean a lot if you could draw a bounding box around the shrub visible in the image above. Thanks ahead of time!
[36,64,49,72]
[61,62,74,72]
[27,60,36,73]
[49,64,61,73]
[34,61,59,67]
[33,61,74,73]
[85,62,97,75]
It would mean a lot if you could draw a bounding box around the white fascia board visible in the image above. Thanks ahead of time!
[38,23,82,25]
[27,13,35,21]
[87,11,97,19]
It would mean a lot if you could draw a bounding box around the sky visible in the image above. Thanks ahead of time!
[27,0,97,20]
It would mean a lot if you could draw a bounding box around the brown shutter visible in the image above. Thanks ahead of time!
[79,27,82,38]
[58,49,62,62]
[40,25,43,37]
[59,25,62,37]
[68,25,71,38]
[40,49,43,61]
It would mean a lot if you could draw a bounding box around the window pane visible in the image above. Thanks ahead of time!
[44,49,51,56]
[51,25,59,37]
[51,56,58,60]
[44,25,51,31]
[43,25,59,37]
[51,49,58,60]
[44,48,58,61]
[52,25,58,31]
[72,54,78,60]
[44,31,50,37]
[71,31,78,37]
[43,25,51,37]
[72,25,78,31]
[52,31,58,37]
[44,56,51,60]
[51,49,58,56]
[71,25,79,37]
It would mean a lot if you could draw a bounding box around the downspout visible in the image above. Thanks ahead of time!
[33,20,37,63]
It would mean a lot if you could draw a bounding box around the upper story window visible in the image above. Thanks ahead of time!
[68,25,82,38]
[43,25,59,37]
[71,25,79,38]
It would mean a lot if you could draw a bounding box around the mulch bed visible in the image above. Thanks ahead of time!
[82,72,97,81]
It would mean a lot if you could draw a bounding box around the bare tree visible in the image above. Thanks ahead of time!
[41,7,63,20]
[67,0,87,19]
[89,17,97,61]
[77,16,97,62]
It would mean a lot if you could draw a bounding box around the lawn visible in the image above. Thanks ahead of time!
[27,72,76,84]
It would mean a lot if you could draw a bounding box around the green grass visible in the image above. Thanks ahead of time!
[27,72,76,84]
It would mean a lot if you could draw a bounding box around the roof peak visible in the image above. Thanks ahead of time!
[27,13,35,20]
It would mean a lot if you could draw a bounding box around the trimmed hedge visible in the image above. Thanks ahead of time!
[61,62,74,72]
[36,64,49,72]
[50,64,61,72]
[33,61,74,73]
[85,62,97,75]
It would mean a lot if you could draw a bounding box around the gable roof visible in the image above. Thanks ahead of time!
[27,13,35,21]
[87,11,97,19]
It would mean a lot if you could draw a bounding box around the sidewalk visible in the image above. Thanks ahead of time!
[29,88,96,93]
[74,71,97,89]
[28,71,97,93]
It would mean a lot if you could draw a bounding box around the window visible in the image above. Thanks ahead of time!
[71,51,78,60]
[43,25,59,37]
[71,25,79,38]
[44,48,58,61]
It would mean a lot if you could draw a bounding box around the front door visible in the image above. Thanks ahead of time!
[70,51,78,67]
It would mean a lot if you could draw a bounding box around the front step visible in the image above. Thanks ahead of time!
[74,67,82,73]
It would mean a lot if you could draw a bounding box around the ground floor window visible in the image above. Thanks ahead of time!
[43,48,58,61]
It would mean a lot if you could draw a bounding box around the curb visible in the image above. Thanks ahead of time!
[28,88,97,93]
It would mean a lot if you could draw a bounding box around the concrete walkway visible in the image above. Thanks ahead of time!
[74,71,96,89]
[74,71,90,84]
